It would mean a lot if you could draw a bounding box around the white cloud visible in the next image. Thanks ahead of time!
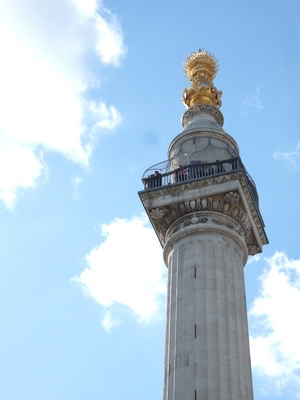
[247,253,262,265]
[249,251,300,392]
[72,0,98,18]
[241,86,264,117]
[101,310,121,332]
[88,101,123,131]
[0,0,126,209]
[0,145,45,210]
[72,215,167,325]
[273,141,300,168]
[95,11,127,65]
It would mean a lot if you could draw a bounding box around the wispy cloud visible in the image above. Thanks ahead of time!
[101,310,121,332]
[71,176,83,200]
[88,101,122,133]
[72,215,166,327]
[273,141,300,168]
[0,0,126,209]
[241,86,264,117]
[249,252,300,393]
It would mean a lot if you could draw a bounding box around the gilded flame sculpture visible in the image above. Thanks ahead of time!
[182,49,222,108]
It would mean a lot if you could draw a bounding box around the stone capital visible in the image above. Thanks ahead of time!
[139,180,266,257]
[163,210,249,266]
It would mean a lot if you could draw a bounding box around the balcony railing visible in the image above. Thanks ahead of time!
[141,157,259,208]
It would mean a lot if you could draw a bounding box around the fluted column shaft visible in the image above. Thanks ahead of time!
[163,214,253,400]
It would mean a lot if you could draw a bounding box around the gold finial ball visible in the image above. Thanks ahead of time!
[183,49,219,85]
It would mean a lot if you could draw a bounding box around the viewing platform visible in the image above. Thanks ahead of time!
[141,157,259,209]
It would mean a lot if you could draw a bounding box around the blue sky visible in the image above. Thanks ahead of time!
[0,0,300,399]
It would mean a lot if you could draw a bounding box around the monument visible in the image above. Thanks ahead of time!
[138,50,268,400]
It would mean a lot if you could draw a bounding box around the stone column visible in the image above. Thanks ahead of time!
[163,211,253,400]
[138,49,268,400]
